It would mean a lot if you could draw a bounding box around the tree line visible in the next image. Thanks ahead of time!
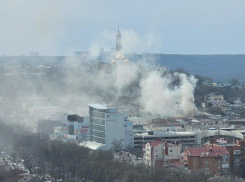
[0,121,244,182]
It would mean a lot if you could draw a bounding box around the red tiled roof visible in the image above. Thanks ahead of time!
[148,141,179,147]
[148,141,166,147]
[187,146,228,157]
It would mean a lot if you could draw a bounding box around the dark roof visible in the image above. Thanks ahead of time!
[68,114,83,122]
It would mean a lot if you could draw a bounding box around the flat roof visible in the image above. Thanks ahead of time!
[80,141,106,150]
[89,104,108,110]
[134,131,197,137]
[202,130,244,139]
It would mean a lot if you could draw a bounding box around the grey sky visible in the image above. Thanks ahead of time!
[1,0,245,56]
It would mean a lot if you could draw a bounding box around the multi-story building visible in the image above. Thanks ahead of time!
[81,104,127,150]
[236,140,245,166]
[143,141,182,168]
[183,146,230,176]
[205,139,241,172]
[65,114,90,140]
[205,92,226,107]
[51,114,90,141]
[134,131,201,150]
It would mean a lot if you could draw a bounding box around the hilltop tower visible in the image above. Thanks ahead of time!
[115,28,122,52]
[111,28,130,65]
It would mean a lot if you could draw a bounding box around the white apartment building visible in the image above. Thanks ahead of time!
[143,141,182,168]
[82,104,133,150]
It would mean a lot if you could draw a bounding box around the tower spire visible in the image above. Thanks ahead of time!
[115,27,122,52]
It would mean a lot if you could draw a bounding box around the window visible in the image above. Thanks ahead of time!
[155,150,158,152]
[156,155,158,158]
[223,155,228,162]
[205,166,209,169]
[205,160,209,163]
[234,150,241,155]
[234,156,240,160]
[218,166,221,169]
[170,150,172,152]
[235,161,240,166]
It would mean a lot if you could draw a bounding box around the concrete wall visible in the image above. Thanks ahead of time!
[105,112,125,150]
[124,121,134,148]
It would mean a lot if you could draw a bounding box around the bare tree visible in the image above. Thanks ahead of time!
[111,140,123,152]
[230,78,240,86]
[0,166,6,182]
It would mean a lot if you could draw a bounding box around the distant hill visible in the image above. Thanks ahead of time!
[0,54,244,84]
[133,54,245,84]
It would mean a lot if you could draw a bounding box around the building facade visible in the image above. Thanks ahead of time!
[124,121,134,148]
[205,92,227,107]
[143,141,182,168]
[236,140,245,166]
[89,104,125,150]
[204,139,241,172]
[183,146,230,176]
[134,131,201,150]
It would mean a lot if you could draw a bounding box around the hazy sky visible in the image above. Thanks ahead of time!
[1,0,245,56]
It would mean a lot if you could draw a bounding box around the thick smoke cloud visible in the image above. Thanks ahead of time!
[140,71,197,116]
[0,24,198,119]
[0,57,198,131]
[55,58,198,117]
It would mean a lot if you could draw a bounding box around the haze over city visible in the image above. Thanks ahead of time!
[1,1,245,182]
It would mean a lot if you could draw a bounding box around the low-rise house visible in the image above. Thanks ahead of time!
[182,146,229,176]
[114,151,142,165]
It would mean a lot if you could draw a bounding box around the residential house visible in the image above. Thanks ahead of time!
[182,146,229,176]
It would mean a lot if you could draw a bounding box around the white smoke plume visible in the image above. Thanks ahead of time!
[140,70,197,116]
[0,27,198,120]
[54,60,198,117]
